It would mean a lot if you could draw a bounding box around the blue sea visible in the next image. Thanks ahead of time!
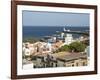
[23,26,89,38]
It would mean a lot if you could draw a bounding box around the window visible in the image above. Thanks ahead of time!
[72,64,74,67]
[51,63,53,67]
[56,63,57,67]
[83,62,86,66]
[76,63,79,66]
[33,65,36,68]
[43,64,45,68]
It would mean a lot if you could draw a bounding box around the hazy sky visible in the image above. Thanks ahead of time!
[22,10,90,27]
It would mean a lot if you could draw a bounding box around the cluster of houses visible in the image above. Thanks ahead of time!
[22,29,89,69]
[22,51,88,69]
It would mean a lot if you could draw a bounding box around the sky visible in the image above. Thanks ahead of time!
[22,10,90,27]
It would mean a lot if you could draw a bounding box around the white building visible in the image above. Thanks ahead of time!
[23,47,31,56]
[64,34,73,45]
[61,32,64,39]
[52,36,57,42]
[85,46,90,57]
[22,43,34,56]
[45,42,52,52]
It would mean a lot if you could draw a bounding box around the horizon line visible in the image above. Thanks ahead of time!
[23,25,89,27]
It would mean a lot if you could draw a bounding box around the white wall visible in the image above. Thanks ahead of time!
[0,0,99,80]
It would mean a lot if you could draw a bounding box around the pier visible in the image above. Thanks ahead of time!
[56,30,89,36]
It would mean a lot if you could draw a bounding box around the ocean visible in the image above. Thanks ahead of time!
[23,26,89,39]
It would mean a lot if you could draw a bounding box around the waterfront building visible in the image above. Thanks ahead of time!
[64,33,73,45]
[61,32,64,39]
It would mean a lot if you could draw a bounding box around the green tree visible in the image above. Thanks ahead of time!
[69,41,86,52]
[58,45,70,52]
